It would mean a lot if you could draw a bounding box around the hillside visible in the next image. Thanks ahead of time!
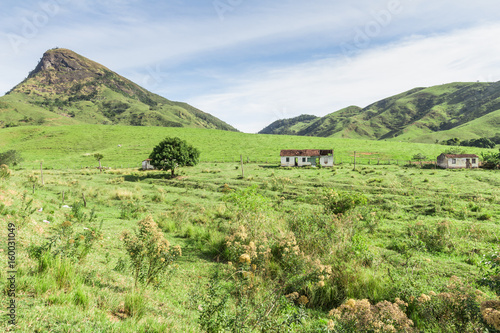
[0,48,237,131]
[259,82,500,142]
[0,125,492,169]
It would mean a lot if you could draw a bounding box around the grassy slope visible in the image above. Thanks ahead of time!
[0,125,494,169]
[259,82,500,143]
[1,162,500,331]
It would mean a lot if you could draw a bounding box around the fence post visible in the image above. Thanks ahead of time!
[240,155,244,178]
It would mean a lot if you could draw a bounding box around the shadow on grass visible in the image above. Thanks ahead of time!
[124,172,175,182]
[258,165,280,169]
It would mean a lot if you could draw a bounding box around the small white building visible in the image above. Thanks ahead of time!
[437,154,479,169]
[142,159,155,170]
[280,149,334,167]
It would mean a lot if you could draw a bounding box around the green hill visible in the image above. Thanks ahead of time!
[0,48,237,131]
[259,82,500,143]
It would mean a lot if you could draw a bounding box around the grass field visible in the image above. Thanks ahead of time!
[0,125,494,170]
[1,126,500,332]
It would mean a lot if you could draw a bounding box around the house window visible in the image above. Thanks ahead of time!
[285,157,290,162]
[452,158,456,164]
[302,157,306,162]
[472,159,476,164]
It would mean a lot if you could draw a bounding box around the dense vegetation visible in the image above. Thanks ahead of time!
[1,126,500,331]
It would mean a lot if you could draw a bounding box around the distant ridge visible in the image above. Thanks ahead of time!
[1,48,238,131]
[259,82,500,143]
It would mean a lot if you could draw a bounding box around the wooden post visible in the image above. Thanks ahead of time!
[240,155,244,178]
[82,192,87,207]
[40,162,44,186]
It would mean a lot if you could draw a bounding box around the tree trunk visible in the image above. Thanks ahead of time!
[99,159,102,173]
[171,168,175,177]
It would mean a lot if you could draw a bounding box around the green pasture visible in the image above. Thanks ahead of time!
[1,158,500,331]
[0,125,493,170]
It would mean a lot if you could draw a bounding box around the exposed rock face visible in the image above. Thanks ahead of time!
[9,48,113,95]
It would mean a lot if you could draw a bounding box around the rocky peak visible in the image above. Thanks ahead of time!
[29,48,104,78]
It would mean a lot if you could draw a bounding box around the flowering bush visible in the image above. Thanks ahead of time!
[406,277,485,332]
[122,216,182,287]
[329,298,415,332]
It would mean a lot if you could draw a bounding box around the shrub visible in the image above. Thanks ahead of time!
[322,189,367,215]
[406,277,484,332]
[222,184,271,213]
[329,298,415,332]
[0,149,23,166]
[121,216,182,287]
[28,201,103,263]
[0,164,11,179]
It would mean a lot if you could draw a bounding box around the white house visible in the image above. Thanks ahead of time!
[280,149,334,167]
[437,154,479,169]
[142,159,155,170]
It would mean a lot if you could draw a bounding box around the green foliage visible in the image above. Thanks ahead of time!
[407,221,453,253]
[479,250,500,295]
[149,136,200,176]
[124,290,147,318]
[412,153,427,161]
[119,201,145,219]
[28,201,103,263]
[482,149,500,169]
[322,189,367,215]
[222,184,271,213]
[461,137,496,148]
[0,149,23,166]
[121,216,182,287]
[196,268,308,333]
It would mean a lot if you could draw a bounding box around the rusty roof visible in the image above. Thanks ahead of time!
[440,154,479,158]
[280,149,333,157]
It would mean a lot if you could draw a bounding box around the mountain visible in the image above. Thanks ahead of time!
[0,48,238,131]
[259,82,500,143]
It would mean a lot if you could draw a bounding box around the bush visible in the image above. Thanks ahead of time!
[0,149,23,166]
[329,298,415,332]
[0,164,11,179]
[122,216,182,287]
[322,189,367,215]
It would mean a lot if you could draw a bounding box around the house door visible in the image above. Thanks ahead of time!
[294,157,298,166]
[466,159,471,169]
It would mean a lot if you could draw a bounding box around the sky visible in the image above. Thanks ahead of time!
[1,0,500,133]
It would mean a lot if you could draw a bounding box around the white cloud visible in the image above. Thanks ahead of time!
[2,1,500,133]
[190,23,500,133]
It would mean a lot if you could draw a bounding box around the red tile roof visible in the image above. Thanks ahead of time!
[441,154,478,158]
[280,149,333,157]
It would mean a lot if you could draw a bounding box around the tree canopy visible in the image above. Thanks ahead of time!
[148,137,200,176]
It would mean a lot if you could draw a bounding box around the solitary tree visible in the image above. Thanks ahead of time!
[149,137,200,177]
[94,153,104,173]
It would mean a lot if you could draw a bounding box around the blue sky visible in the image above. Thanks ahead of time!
[2,0,500,132]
